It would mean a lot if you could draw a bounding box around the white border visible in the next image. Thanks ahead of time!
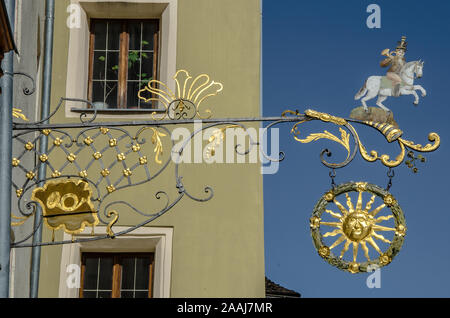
[65,0,178,118]
[58,226,173,298]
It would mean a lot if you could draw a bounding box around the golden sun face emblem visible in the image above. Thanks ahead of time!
[310,182,406,273]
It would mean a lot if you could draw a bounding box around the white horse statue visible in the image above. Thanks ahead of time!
[354,60,426,112]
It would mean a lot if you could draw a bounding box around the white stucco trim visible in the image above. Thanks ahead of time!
[64,0,178,118]
[58,226,173,298]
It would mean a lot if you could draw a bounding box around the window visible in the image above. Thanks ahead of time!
[88,19,159,109]
[80,253,155,298]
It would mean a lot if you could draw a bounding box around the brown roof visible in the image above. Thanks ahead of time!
[265,277,301,298]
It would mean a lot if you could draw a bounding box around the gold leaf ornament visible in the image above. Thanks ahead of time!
[12,108,29,121]
[151,128,166,164]
[295,128,351,161]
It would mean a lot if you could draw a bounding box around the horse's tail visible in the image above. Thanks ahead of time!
[354,80,367,100]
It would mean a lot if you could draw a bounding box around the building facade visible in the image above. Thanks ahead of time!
[7,0,264,298]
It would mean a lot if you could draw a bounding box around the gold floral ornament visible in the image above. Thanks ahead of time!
[31,179,99,235]
[137,69,223,120]
[12,158,20,167]
[39,154,48,163]
[52,170,61,178]
[25,142,34,151]
[93,152,102,160]
[318,246,330,258]
[139,156,148,165]
[132,143,141,152]
[310,216,321,229]
[101,168,110,177]
[16,189,23,198]
[53,138,63,147]
[84,136,94,146]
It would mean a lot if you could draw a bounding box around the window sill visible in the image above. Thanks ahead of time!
[70,107,167,115]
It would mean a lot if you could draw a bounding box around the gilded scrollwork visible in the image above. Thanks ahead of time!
[294,128,351,162]
[285,109,440,170]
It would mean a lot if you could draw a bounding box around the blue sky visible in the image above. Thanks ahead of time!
[263,0,450,297]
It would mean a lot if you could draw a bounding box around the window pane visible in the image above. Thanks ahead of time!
[121,291,134,298]
[135,291,148,298]
[106,52,119,81]
[142,22,158,51]
[126,81,140,108]
[98,256,114,290]
[83,291,97,298]
[83,257,99,290]
[93,51,106,80]
[127,51,141,81]
[104,81,118,108]
[93,21,107,50]
[98,291,112,298]
[107,21,121,50]
[135,257,150,290]
[121,257,135,290]
[128,22,142,51]
[141,52,154,82]
[92,81,104,104]
[139,81,156,109]
[139,96,154,109]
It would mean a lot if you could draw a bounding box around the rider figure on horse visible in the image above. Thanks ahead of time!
[380,36,408,97]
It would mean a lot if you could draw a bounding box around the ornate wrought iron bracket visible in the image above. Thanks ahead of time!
[9,70,440,274]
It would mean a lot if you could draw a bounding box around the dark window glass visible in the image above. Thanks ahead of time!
[98,256,114,290]
[135,257,150,290]
[81,253,153,298]
[120,257,135,290]
[83,257,99,290]
[93,22,107,50]
[89,20,159,109]
[107,22,121,50]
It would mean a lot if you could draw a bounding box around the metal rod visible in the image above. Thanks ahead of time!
[14,116,306,130]
[0,0,16,298]
[29,0,55,298]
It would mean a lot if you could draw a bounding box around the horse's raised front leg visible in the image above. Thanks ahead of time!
[414,85,426,97]
[401,87,420,105]
[376,95,391,112]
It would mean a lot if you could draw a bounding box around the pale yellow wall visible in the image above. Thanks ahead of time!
[39,0,263,298]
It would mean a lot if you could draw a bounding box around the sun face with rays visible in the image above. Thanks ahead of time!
[310,182,406,274]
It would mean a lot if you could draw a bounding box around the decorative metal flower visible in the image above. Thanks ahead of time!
[137,69,223,120]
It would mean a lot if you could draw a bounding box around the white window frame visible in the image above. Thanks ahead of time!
[58,226,173,298]
[64,0,178,118]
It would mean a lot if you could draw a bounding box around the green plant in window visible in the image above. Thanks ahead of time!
[97,40,153,105]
